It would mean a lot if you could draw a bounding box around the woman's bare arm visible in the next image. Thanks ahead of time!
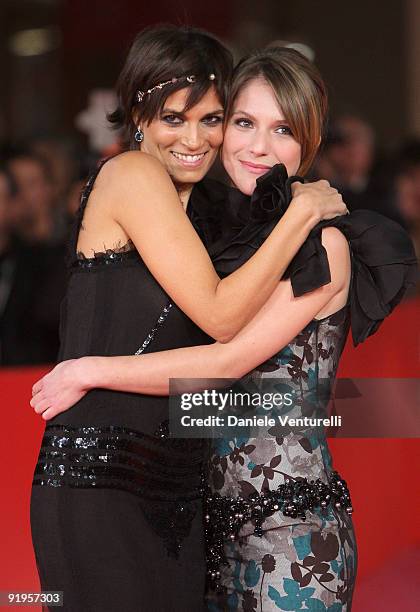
[94,151,345,342]
[31,228,350,418]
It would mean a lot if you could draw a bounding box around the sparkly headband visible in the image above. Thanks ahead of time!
[136,73,216,103]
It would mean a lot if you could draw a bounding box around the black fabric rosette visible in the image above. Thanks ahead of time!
[190,164,418,346]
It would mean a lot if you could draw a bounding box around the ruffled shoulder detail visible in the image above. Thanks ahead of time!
[201,163,418,347]
[203,165,303,266]
[316,210,418,345]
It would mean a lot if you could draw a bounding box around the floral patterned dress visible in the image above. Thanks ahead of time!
[206,306,357,611]
[189,164,417,612]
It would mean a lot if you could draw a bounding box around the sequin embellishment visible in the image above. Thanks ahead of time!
[33,423,204,499]
[73,241,140,269]
[204,471,353,587]
[33,423,207,557]
[134,303,173,355]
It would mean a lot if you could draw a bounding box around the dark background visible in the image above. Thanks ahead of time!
[0,0,418,149]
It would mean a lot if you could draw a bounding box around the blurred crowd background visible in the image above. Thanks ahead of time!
[0,0,419,367]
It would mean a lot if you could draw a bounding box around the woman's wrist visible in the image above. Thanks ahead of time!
[75,356,103,391]
[286,195,320,233]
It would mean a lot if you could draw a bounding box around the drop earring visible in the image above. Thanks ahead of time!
[134,128,144,143]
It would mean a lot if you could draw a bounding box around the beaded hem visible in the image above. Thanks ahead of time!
[204,470,353,587]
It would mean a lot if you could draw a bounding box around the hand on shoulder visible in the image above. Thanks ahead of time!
[291,179,347,222]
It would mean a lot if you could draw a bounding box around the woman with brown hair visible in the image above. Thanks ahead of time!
[31,44,416,610]
[28,29,350,612]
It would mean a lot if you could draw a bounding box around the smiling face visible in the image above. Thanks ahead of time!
[222,78,302,195]
[139,86,224,193]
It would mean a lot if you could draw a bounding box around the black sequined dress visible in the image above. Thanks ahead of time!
[30,159,213,612]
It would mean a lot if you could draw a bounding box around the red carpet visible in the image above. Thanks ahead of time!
[1,297,419,611]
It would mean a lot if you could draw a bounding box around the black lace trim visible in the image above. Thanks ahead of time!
[72,239,141,269]
[139,498,199,558]
[76,238,135,259]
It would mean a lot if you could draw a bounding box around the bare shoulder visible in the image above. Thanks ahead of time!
[96,151,171,192]
[321,226,349,256]
[321,226,350,287]
[108,150,166,172]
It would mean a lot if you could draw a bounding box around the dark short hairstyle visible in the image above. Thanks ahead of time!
[108,25,233,149]
[226,47,328,176]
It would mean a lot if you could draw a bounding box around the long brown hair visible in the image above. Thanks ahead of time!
[108,25,233,149]
[226,47,328,176]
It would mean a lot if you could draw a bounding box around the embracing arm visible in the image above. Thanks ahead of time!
[102,152,345,342]
[31,228,350,418]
